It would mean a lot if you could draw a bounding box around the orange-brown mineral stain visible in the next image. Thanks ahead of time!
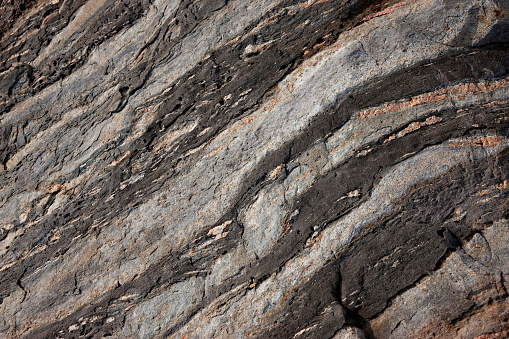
[359,79,508,119]
[449,135,504,147]
[362,1,407,22]
[46,183,66,194]
[474,329,509,339]
[496,180,509,191]
[394,116,442,138]
[107,151,131,167]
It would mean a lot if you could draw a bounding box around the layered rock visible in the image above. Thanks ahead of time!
[0,0,508,338]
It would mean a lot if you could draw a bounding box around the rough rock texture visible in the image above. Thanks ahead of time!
[1,0,509,338]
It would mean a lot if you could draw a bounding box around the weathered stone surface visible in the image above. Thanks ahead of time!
[0,0,508,338]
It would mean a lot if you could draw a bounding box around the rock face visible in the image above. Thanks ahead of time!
[1,0,509,338]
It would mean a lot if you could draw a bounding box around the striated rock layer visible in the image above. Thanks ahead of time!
[1,0,509,338]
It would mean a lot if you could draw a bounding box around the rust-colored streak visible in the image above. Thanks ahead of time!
[362,1,407,22]
[449,135,504,147]
[474,329,509,339]
[359,79,508,119]
[46,183,66,194]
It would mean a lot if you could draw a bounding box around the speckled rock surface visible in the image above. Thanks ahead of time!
[0,0,508,338]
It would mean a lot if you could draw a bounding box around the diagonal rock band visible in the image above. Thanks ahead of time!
[0,0,508,338]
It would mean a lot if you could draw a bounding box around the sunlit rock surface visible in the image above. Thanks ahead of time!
[1,0,508,337]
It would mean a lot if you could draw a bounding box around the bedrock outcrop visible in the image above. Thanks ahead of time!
[1,0,509,338]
